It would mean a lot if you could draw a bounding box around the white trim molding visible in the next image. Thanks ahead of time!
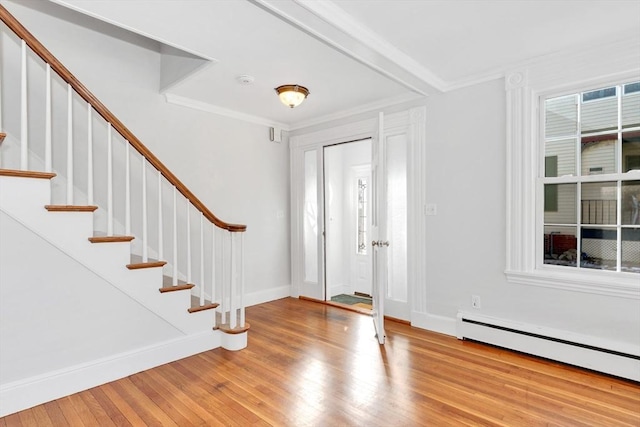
[0,331,220,417]
[504,35,640,299]
[165,93,290,130]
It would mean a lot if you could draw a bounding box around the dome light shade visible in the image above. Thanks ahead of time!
[275,84,310,108]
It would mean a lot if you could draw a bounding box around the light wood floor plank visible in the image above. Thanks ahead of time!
[1,297,638,426]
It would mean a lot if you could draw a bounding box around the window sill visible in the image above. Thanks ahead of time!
[505,268,640,299]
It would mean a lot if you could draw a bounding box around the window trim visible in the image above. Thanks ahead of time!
[504,68,640,300]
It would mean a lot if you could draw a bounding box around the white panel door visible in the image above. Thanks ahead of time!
[371,112,386,344]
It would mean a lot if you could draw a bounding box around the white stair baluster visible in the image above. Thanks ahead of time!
[186,201,191,284]
[172,186,178,286]
[125,143,130,235]
[211,223,216,327]
[87,104,93,205]
[20,40,27,170]
[199,213,204,306]
[44,65,51,173]
[221,231,226,325]
[142,158,148,262]
[107,125,113,235]
[66,84,73,204]
[230,231,236,329]
[157,171,163,260]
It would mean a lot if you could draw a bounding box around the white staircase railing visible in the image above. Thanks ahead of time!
[0,5,247,332]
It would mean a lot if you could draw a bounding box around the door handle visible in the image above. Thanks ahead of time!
[372,240,390,247]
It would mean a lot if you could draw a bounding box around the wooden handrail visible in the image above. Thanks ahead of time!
[0,5,246,232]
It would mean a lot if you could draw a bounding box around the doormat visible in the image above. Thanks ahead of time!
[331,294,372,310]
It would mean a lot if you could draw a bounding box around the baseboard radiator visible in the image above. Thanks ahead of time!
[456,312,640,382]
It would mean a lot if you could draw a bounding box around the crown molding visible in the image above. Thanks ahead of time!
[164,93,290,130]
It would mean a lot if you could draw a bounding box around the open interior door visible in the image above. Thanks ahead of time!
[371,112,387,345]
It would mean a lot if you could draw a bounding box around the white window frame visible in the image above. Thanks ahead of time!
[504,40,640,300]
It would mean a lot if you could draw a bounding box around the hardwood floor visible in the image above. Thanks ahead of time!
[2,297,639,426]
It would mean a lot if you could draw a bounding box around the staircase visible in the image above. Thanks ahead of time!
[0,5,248,416]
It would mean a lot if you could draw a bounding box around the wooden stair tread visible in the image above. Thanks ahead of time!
[45,205,98,212]
[0,168,56,179]
[159,283,195,293]
[188,303,219,313]
[89,235,135,243]
[126,260,167,270]
[217,322,251,334]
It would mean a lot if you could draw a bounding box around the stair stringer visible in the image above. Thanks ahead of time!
[0,174,217,335]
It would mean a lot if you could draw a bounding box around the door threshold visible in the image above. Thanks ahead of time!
[299,296,372,315]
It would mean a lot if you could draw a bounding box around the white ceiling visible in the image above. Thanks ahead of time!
[42,0,640,129]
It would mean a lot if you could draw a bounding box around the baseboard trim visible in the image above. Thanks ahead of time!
[245,284,291,307]
[0,331,221,417]
[411,311,456,336]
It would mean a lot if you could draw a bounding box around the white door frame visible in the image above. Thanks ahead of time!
[290,107,427,324]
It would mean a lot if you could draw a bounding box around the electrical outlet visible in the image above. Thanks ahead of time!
[471,295,481,309]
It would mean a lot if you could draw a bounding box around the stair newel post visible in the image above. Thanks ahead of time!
[125,143,130,235]
[157,170,163,261]
[172,186,178,286]
[186,201,192,284]
[0,29,3,135]
[107,124,113,236]
[199,213,205,306]
[86,104,93,205]
[211,222,217,327]
[66,84,73,204]
[20,40,27,170]
[230,231,237,329]
[44,65,51,173]
[141,157,148,262]
[240,231,245,327]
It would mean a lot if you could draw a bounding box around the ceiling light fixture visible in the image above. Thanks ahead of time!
[275,84,310,108]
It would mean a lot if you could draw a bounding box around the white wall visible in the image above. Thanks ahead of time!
[0,211,181,384]
[424,79,640,349]
[2,0,291,302]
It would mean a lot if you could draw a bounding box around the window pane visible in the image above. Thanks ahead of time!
[581,182,617,225]
[581,227,617,271]
[581,88,618,133]
[544,183,576,224]
[581,135,617,175]
[544,225,577,267]
[545,95,577,138]
[621,228,640,273]
[545,138,576,176]
[622,180,640,225]
[622,87,640,129]
[303,150,318,283]
[622,132,640,172]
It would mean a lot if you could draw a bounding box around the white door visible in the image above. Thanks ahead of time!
[371,113,387,344]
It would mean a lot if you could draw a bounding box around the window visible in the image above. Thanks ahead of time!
[542,81,640,274]
[356,177,367,254]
